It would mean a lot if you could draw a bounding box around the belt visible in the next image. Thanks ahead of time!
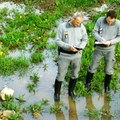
[96,44,107,47]
[59,47,77,54]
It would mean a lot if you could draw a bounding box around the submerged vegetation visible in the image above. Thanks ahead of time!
[0,0,120,119]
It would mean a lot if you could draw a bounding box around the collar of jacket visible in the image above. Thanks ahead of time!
[66,19,81,28]
[104,17,116,25]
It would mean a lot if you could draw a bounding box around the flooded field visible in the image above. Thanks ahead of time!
[0,38,120,120]
[0,1,120,120]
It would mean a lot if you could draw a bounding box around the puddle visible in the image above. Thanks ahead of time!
[0,1,26,14]
[93,3,108,12]
[0,1,43,16]
[0,2,120,120]
[8,43,34,58]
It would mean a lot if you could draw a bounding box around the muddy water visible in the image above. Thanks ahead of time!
[0,38,120,120]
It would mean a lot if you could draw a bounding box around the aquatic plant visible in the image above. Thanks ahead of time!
[15,94,26,103]
[2,99,22,112]
[107,94,112,101]
[84,108,114,119]
[50,105,61,113]
[0,55,29,75]
[27,83,37,92]
[50,29,56,38]
[30,52,45,64]
[6,111,23,120]
[59,101,68,109]
[30,72,39,83]
[40,98,49,105]
[84,109,101,117]
[5,94,14,102]
[43,63,48,71]
[27,102,44,114]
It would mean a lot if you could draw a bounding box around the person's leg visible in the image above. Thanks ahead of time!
[68,78,77,98]
[68,57,81,98]
[104,50,115,94]
[54,56,70,101]
[86,49,103,92]
[104,74,111,94]
[85,70,94,92]
[54,79,62,101]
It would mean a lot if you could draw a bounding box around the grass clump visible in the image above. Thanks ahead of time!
[30,52,44,64]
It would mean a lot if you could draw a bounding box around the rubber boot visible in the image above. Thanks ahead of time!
[104,74,111,94]
[85,71,93,92]
[68,78,77,99]
[54,79,62,101]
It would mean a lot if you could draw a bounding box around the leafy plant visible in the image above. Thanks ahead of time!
[2,100,22,112]
[27,102,44,113]
[43,63,48,71]
[30,52,44,64]
[27,83,37,92]
[59,101,68,109]
[46,42,57,50]
[5,94,14,101]
[50,105,61,113]
[7,111,23,120]
[84,109,101,116]
[30,72,39,83]
[107,94,112,101]
[50,29,56,38]
[40,98,49,105]
[15,94,26,103]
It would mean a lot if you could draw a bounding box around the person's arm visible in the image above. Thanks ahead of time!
[79,25,88,49]
[55,24,70,50]
[92,18,103,42]
[110,26,120,45]
[106,21,120,46]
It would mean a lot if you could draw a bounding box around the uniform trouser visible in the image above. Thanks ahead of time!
[88,48,115,75]
[56,55,82,82]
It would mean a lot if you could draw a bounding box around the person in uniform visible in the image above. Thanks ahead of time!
[54,12,88,101]
[85,10,120,94]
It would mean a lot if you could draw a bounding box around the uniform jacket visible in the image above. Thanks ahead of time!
[93,17,120,50]
[55,20,88,56]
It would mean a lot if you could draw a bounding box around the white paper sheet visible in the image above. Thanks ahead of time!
[95,42,108,44]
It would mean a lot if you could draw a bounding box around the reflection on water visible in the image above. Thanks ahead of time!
[68,97,78,120]
[86,96,99,120]
[54,101,65,120]
[101,94,111,120]
[54,96,78,120]
[52,91,120,120]
[86,93,111,120]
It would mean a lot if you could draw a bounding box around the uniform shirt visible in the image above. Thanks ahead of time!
[93,17,120,50]
[55,20,88,57]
